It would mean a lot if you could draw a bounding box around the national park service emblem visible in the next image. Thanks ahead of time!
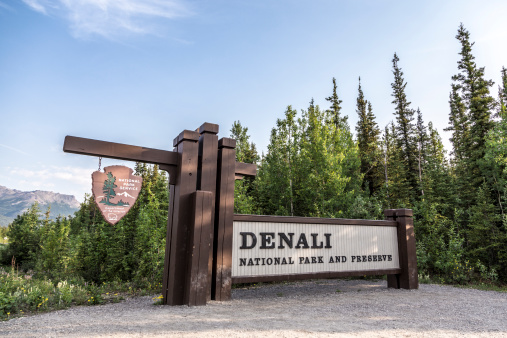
[92,165,143,225]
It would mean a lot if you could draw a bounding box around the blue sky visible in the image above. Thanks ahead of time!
[1,0,506,202]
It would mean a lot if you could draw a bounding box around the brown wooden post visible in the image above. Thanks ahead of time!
[212,138,236,301]
[184,191,213,306]
[385,208,418,289]
[196,123,219,301]
[163,130,200,305]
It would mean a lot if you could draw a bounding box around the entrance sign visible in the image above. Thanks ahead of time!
[231,219,399,279]
[92,165,142,225]
[63,121,418,307]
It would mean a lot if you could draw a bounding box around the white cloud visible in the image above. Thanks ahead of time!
[21,0,48,14]
[21,0,192,39]
[0,143,30,156]
[12,166,94,187]
[10,165,97,201]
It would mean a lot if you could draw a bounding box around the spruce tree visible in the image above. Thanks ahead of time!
[446,84,469,162]
[451,23,495,190]
[381,122,410,208]
[391,53,418,201]
[449,24,505,280]
[355,77,382,195]
[325,77,348,130]
[422,123,452,210]
[325,79,361,199]
[416,108,428,196]
[499,67,507,117]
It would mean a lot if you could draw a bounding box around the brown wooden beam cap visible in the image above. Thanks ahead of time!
[394,209,413,217]
[173,130,200,147]
[384,209,396,218]
[198,122,219,135]
[384,208,413,218]
[218,138,236,149]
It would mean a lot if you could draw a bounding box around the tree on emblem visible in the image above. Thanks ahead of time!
[101,172,117,205]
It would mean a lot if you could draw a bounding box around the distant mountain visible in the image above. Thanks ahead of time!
[0,185,80,227]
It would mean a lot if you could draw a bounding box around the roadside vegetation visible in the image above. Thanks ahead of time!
[1,24,506,320]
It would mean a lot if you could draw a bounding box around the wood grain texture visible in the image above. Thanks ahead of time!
[213,138,236,301]
[233,214,397,227]
[385,209,418,290]
[64,136,178,166]
[197,127,218,301]
[235,162,257,177]
[184,191,213,306]
[163,135,199,305]
[232,268,402,284]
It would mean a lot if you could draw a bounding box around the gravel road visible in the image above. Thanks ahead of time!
[1,279,506,337]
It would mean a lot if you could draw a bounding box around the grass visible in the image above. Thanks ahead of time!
[0,266,162,321]
[418,273,507,292]
[452,282,507,293]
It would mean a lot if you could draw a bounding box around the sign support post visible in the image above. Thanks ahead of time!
[384,209,418,289]
[162,130,201,305]
[196,123,219,301]
[213,138,237,301]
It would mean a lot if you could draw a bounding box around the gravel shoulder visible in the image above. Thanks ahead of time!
[1,279,506,337]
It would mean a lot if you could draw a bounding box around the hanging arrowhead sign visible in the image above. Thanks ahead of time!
[92,165,143,225]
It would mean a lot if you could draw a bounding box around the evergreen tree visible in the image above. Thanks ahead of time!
[499,67,507,117]
[325,79,362,200]
[447,24,505,282]
[416,108,428,196]
[381,122,411,208]
[485,97,507,280]
[467,183,503,275]
[37,216,71,279]
[325,77,348,130]
[446,84,469,162]
[355,77,382,195]
[5,202,42,269]
[423,122,451,207]
[391,53,419,201]
[451,23,495,190]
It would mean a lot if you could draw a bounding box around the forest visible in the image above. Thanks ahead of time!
[1,24,506,318]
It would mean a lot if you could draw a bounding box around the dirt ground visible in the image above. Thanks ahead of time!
[1,279,506,337]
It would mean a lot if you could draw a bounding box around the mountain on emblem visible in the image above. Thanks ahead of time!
[91,165,143,225]
[117,191,135,199]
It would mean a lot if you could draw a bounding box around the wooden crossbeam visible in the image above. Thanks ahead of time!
[235,162,257,177]
[63,135,257,179]
[63,136,179,166]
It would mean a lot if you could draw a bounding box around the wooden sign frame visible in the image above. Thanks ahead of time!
[63,121,418,307]
[228,212,418,290]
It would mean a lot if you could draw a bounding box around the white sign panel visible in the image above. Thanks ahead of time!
[232,221,400,278]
